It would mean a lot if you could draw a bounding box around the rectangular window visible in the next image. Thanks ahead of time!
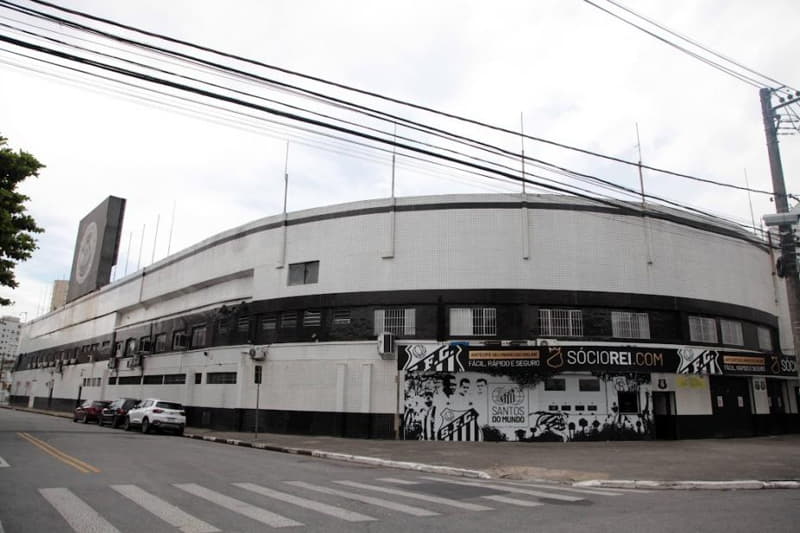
[280,312,297,329]
[544,378,566,391]
[374,308,416,336]
[207,371,237,384]
[114,341,123,356]
[139,336,152,353]
[578,378,600,392]
[143,375,164,385]
[191,325,207,348]
[164,374,186,385]
[303,310,322,327]
[154,333,167,353]
[172,330,188,350]
[124,338,136,356]
[108,377,117,385]
[449,308,497,336]
[332,309,351,326]
[261,314,277,330]
[194,373,202,385]
[611,311,651,339]
[237,318,250,333]
[689,316,718,343]
[539,309,583,336]
[757,326,773,351]
[720,319,744,346]
[288,260,320,285]
[117,375,142,385]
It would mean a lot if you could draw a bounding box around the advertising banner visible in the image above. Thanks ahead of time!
[399,343,796,377]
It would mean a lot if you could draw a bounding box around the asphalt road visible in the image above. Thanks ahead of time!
[1,409,798,533]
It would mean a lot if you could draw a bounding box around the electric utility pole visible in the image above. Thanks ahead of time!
[760,87,800,363]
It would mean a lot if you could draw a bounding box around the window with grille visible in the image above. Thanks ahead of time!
[124,338,136,356]
[333,309,351,326]
[579,378,600,392]
[143,374,164,385]
[611,311,651,339]
[374,308,416,336]
[303,310,321,327]
[539,309,583,336]
[191,325,207,348]
[288,260,319,285]
[720,319,743,346]
[164,374,186,385]
[154,333,167,353]
[261,314,277,330]
[449,307,497,336]
[237,318,250,332]
[757,326,773,351]
[689,316,718,343]
[207,371,237,384]
[281,312,297,329]
[172,331,187,350]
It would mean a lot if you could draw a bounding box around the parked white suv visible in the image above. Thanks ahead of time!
[124,399,186,435]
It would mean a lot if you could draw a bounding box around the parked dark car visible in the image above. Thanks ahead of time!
[99,398,140,428]
[73,400,111,424]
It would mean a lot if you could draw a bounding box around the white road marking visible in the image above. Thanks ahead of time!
[419,476,585,502]
[334,480,493,511]
[286,481,439,517]
[376,478,420,485]
[0,456,9,468]
[482,495,544,508]
[233,483,376,522]
[111,484,220,533]
[173,483,302,528]
[497,481,624,496]
[39,488,122,533]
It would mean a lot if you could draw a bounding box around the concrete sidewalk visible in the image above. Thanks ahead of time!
[6,406,800,485]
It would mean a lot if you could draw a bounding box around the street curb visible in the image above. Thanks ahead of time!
[184,434,491,479]
[1,405,72,419]
[574,479,800,490]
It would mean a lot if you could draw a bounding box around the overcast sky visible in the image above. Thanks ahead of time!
[1,0,799,322]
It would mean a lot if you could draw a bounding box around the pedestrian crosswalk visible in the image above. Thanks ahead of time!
[35,475,641,532]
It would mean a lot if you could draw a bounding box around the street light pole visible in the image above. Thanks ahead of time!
[759,87,800,365]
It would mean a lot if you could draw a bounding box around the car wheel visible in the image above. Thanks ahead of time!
[176,425,184,437]
[81,413,89,424]
[123,417,131,431]
[73,416,78,423]
[111,416,119,429]
[142,418,151,434]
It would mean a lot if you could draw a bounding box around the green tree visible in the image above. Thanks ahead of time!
[0,135,44,307]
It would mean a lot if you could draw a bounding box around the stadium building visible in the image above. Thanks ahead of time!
[10,194,800,440]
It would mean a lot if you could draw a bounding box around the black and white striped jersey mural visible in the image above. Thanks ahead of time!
[401,344,654,442]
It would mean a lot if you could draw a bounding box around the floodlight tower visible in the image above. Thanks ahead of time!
[760,87,800,367]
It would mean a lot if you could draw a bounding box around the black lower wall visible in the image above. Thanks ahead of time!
[183,406,395,439]
[670,414,800,439]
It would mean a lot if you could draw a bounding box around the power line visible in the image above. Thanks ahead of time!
[4,0,784,198]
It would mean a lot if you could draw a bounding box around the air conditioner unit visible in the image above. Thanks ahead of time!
[131,354,142,367]
[377,333,395,359]
[248,346,268,361]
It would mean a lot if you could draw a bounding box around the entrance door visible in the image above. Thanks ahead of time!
[709,376,753,437]
[766,379,786,434]
[653,391,677,439]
